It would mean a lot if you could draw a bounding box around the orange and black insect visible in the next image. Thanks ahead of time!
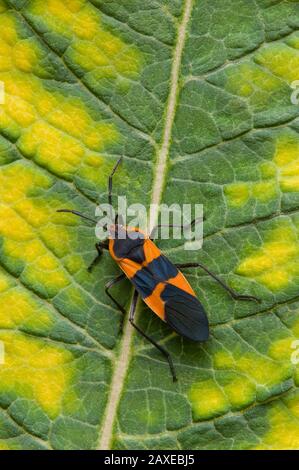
[58,158,259,381]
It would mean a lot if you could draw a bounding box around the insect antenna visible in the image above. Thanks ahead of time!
[108,156,123,207]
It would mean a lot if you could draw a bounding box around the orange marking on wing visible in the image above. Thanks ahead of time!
[109,239,143,278]
[109,232,161,275]
[109,238,117,259]
[119,258,142,278]
[143,271,196,321]
[142,238,161,265]
[168,272,195,296]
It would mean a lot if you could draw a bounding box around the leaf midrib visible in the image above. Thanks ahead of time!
[97,0,194,450]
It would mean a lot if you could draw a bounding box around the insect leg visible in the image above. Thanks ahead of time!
[87,241,109,272]
[150,217,201,240]
[105,273,127,315]
[56,209,96,224]
[129,290,178,382]
[175,262,260,303]
[129,288,139,320]
[108,157,123,207]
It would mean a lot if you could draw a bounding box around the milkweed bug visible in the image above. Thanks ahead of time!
[57,157,260,381]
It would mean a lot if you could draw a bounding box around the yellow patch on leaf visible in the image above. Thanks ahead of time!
[0,272,53,331]
[225,129,299,208]
[27,0,141,79]
[237,221,299,291]
[255,44,299,85]
[223,375,256,410]
[0,162,72,296]
[0,12,119,179]
[274,132,299,192]
[214,344,293,407]
[226,62,282,99]
[188,380,229,420]
[255,395,299,449]
[224,183,250,207]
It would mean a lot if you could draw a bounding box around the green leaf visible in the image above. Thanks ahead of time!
[0,0,298,450]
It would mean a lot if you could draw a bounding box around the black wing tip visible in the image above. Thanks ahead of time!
[163,287,210,342]
[190,322,209,342]
[167,314,209,342]
[177,314,209,342]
